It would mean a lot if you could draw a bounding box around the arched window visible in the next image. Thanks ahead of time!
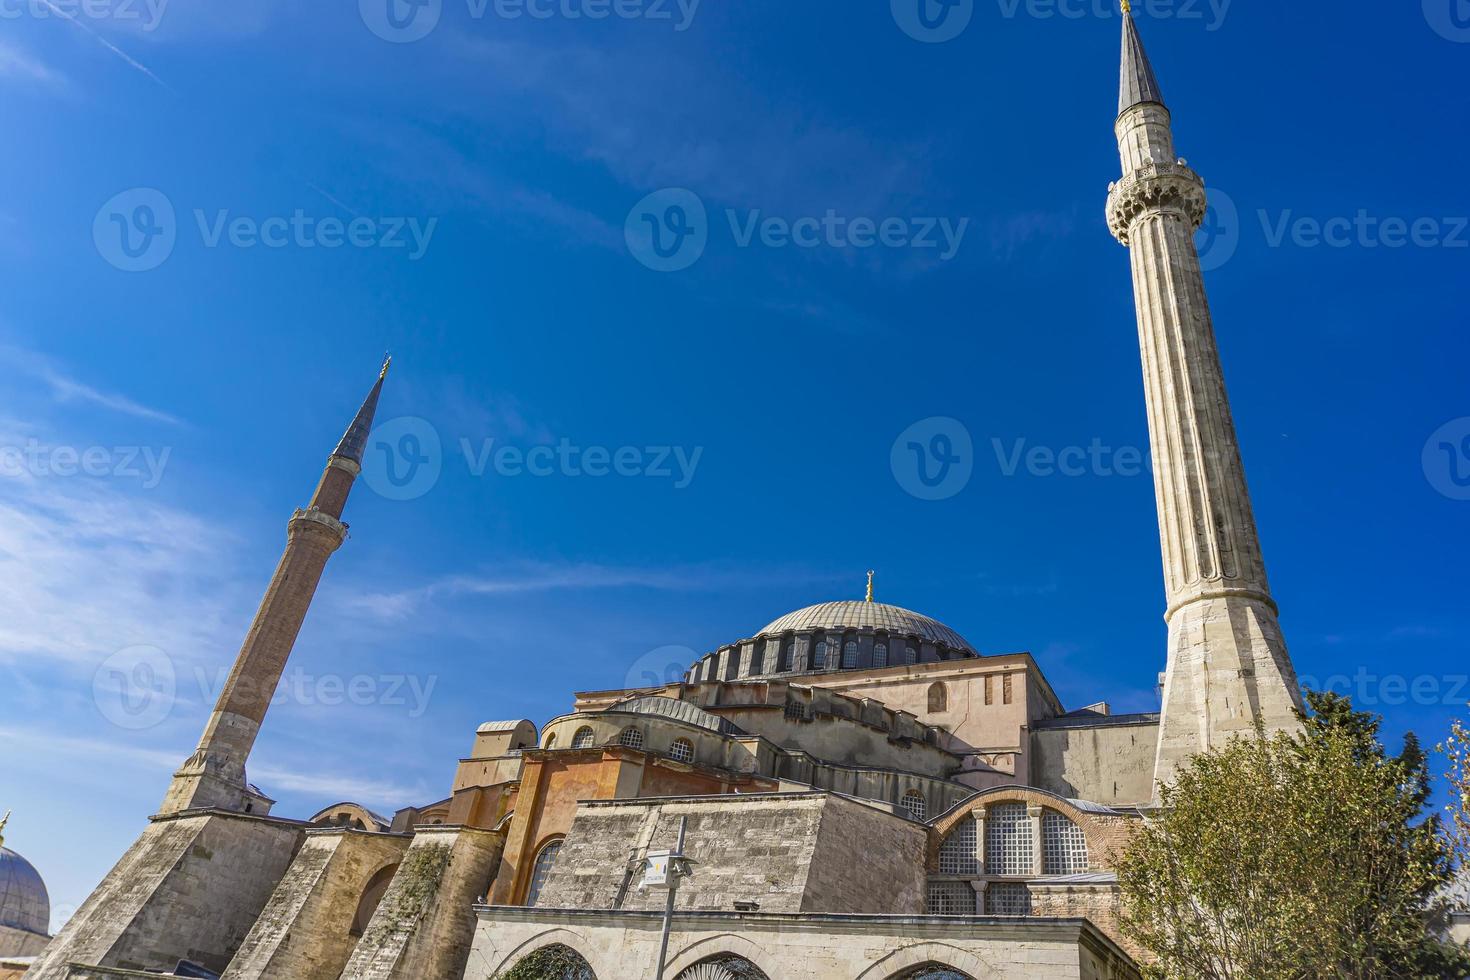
[669,738,694,764]
[927,682,948,713]
[900,790,927,821]
[544,733,557,749]
[526,840,562,907]
[505,943,596,980]
[571,726,595,749]
[873,643,889,667]
[1041,810,1089,875]
[813,640,827,669]
[905,645,918,665]
[618,727,644,750]
[925,881,975,915]
[938,818,979,875]
[899,966,976,980]
[674,955,771,980]
[985,802,1033,876]
[841,640,859,668]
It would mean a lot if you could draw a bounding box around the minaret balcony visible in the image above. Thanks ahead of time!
[1106,161,1207,245]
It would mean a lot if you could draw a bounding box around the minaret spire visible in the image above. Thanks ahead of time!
[1105,18,1302,795]
[159,362,389,815]
[1119,7,1165,116]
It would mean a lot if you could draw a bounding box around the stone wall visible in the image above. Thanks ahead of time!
[1030,715,1160,808]
[222,829,410,980]
[23,812,303,980]
[339,825,503,980]
[464,907,1142,980]
[536,793,926,916]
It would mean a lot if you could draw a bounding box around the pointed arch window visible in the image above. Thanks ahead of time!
[526,840,563,907]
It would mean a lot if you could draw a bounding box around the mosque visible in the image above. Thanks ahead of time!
[0,814,51,979]
[24,11,1319,980]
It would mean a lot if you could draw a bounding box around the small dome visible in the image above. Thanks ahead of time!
[758,601,975,654]
[0,847,50,937]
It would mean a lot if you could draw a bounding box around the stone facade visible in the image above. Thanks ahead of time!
[222,829,410,980]
[23,812,304,979]
[464,907,1142,980]
[537,793,926,916]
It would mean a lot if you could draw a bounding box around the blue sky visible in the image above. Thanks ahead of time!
[1,0,1468,930]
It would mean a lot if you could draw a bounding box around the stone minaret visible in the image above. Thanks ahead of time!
[1105,11,1302,792]
[159,359,389,815]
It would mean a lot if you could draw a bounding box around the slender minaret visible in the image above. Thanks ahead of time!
[159,359,389,815]
[1105,9,1302,793]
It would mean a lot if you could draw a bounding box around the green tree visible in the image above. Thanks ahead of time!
[495,944,596,980]
[1118,691,1470,979]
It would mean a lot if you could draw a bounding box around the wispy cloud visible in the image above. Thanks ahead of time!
[334,560,844,623]
[5,345,183,425]
[35,0,172,90]
[0,38,69,88]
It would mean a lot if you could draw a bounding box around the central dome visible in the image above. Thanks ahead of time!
[758,601,975,655]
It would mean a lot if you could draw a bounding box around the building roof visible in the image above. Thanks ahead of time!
[757,601,976,654]
[1119,11,1166,116]
[0,848,49,937]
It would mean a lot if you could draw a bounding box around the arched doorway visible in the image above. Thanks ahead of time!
[350,863,398,937]
[495,943,597,979]
[674,956,771,980]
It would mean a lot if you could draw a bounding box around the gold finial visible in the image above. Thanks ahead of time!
[0,810,9,850]
[379,353,392,380]
[1120,0,1131,12]
[865,570,875,604]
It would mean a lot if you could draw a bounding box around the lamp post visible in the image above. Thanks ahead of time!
[645,815,692,980]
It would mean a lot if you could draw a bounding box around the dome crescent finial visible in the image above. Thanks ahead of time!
[0,809,9,850]
[865,570,875,603]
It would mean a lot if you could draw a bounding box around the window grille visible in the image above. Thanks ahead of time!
[842,640,859,668]
[526,841,562,907]
[905,645,917,665]
[813,640,827,669]
[900,791,927,821]
[926,880,975,915]
[986,882,1031,915]
[618,727,644,749]
[1042,811,1089,875]
[669,738,694,764]
[783,701,806,722]
[571,726,595,749]
[985,803,1032,876]
[874,643,888,667]
[938,819,979,875]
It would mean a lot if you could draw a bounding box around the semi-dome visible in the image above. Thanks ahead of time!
[758,601,975,655]
[0,846,50,938]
